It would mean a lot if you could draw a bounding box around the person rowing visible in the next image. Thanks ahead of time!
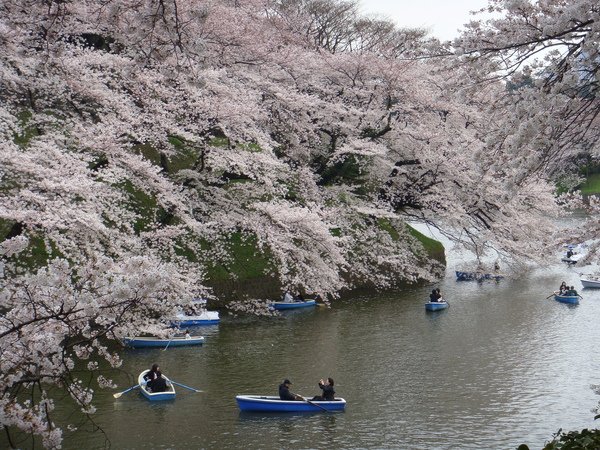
[278,379,303,401]
[143,363,167,393]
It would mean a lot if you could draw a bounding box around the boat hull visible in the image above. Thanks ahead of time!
[138,370,176,401]
[455,271,504,282]
[172,311,220,326]
[561,257,581,265]
[581,278,600,289]
[425,301,449,311]
[271,300,316,310]
[124,336,204,348]
[235,395,346,412]
[553,292,579,304]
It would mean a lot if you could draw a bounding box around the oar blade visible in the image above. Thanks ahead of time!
[113,384,139,398]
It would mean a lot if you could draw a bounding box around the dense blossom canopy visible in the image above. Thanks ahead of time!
[1,0,598,446]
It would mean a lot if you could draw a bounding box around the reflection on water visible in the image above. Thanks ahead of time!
[8,263,600,450]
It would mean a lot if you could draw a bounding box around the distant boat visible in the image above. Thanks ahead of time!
[123,336,205,348]
[561,253,583,265]
[270,300,316,310]
[456,271,504,282]
[138,370,176,401]
[581,276,600,289]
[553,291,580,304]
[425,301,449,311]
[235,395,346,412]
[172,311,220,326]
[561,243,586,265]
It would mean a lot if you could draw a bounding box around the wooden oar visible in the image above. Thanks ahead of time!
[302,396,331,413]
[113,384,140,398]
[545,293,555,299]
[291,393,330,412]
[170,380,203,393]
[163,338,173,351]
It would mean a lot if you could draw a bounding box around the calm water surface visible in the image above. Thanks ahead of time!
[38,264,600,449]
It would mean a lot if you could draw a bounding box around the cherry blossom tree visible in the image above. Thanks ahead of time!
[452,0,600,259]
[0,0,586,446]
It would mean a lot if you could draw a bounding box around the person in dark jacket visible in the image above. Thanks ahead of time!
[429,289,437,302]
[144,363,167,392]
[559,281,568,294]
[279,379,303,401]
[312,377,335,401]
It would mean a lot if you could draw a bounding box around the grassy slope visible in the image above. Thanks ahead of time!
[579,173,600,195]
[2,124,446,296]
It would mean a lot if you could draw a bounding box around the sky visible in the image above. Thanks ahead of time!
[358,0,490,41]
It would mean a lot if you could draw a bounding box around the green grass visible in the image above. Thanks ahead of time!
[406,224,446,264]
[13,109,39,147]
[205,233,274,283]
[579,173,600,195]
[117,180,158,233]
[377,218,445,264]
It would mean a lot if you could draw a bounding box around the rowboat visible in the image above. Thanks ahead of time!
[581,276,600,289]
[425,301,449,311]
[235,395,346,412]
[172,311,220,326]
[561,243,586,265]
[123,336,205,348]
[553,291,580,305]
[455,271,504,282]
[138,370,176,401]
[561,254,583,265]
[270,300,316,310]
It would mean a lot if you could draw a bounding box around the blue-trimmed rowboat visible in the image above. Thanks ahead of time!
[270,300,316,310]
[123,336,205,348]
[456,271,504,282]
[235,395,346,412]
[172,311,220,326]
[138,370,176,401]
[425,301,449,311]
[553,291,580,304]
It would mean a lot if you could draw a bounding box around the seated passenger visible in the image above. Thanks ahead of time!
[559,281,568,294]
[312,377,335,401]
[429,289,438,302]
[283,291,294,303]
[144,363,167,392]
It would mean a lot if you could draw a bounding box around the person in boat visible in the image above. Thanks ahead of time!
[295,293,305,302]
[312,377,335,401]
[279,379,303,401]
[144,363,167,393]
[559,281,568,294]
[429,289,438,302]
[283,291,294,303]
[566,249,574,259]
[567,286,579,296]
[434,289,443,302]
